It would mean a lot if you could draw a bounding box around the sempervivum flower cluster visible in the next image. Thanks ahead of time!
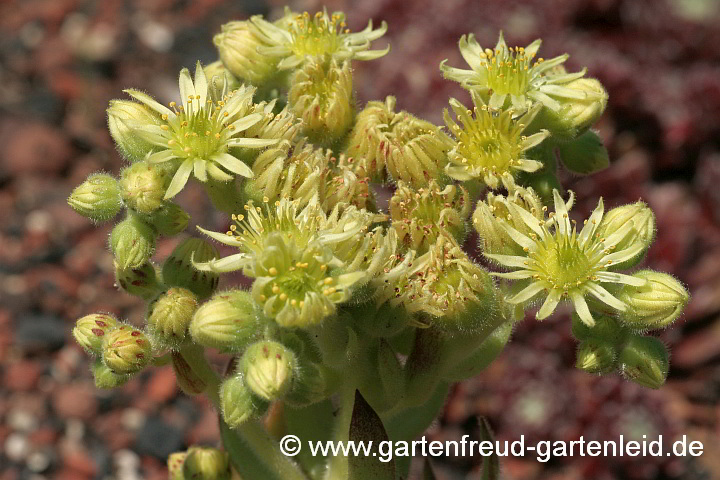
[195,198,392,327]
[67,8,690,477]
[117,62,280,199]
[440,32,587,112]
[250,8,389,70]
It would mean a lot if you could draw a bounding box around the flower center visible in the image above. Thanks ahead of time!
[481,46,542,96]
[531,234,595,291]
[287,11,349,57]
[456,110,519,172]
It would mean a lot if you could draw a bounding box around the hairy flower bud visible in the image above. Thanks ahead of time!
[182,447,231,480]
[242,341,296,401]
[107,99,163,161]
[473,187,544,256]
[284,357,329,408]
[595,202,656,270]
[576,339,616,374]
[203,60,242,92]
[119,161,169,214]
[541,78,608,139]
[347,96,453,186]
[163,237,220,299]
[110,214,156,270]
[91,358,131,389]
[102,325,152,374]
[189,290,261,351]
[289,57,354,146]
[167,452,187,480]
[147,202,190,236]
[556,130,610,175]
[73,313,119,355]
[616,270,689,330]
[220,374,267,428]
[570,313,628,346]
[618,335,669,389]
[214,21,279,86]
[147,287,199,349]
[389,180,469,254]
[115,261,162,300]
[68,173,122,222]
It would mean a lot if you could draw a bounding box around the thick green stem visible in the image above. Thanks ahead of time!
[179,342,221,407]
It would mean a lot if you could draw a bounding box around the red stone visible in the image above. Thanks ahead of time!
[3,361,43,392]
[1,122,74,176]
[52,383,97,420]
[147,366,177,404]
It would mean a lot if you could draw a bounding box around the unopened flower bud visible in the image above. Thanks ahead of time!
[91,358,131,389]
[220,375,267,428]
[576,339,616,374]
[596,203,656,270]
[473,187,544,256]
[541,78,608,140]
[107,99,163,161]
[167,452,187,480]
[616,270,689,329]
[289,57,354,147]
[119,161,169,214]
[162,238,220,299]
[618,335,669,389]
[182,447,231,480]
[284,357,329,408]
[102,325,152,374]
[73,313,119,355]
[115,261,162,300]
[110,214,156,270]
[147,202,190,236]
[389,180,469,254]
[189,290,261,351]
[147,288,198,349]
[570,313,628,346]
[556,130,610,175]
[68,173,122,222]
[347,96,453,186]
[213,21,278,86]
[203,60,241,92]
[242,341,296,401]
[171,351,207,395]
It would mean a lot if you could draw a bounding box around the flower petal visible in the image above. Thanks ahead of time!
[570,291,595,326]
[595,271,647,287]
[192,252,250,273]
[124,89,175,118]
[584,281,627,312]
[178,67,196,112]
[196,226,245,247]
[148,149,177,163]
[508,281,546,304]
[536,288,562,320]
[211,153,254,178]
[164,159,193,199]
[484,253,530,269]
[227,138,279,148]
[193,159,207,182]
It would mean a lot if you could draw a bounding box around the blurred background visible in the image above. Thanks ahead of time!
[1,0,719,479]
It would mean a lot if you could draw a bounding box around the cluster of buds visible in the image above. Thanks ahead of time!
[72,314,153,387]
[66,7,689,479]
